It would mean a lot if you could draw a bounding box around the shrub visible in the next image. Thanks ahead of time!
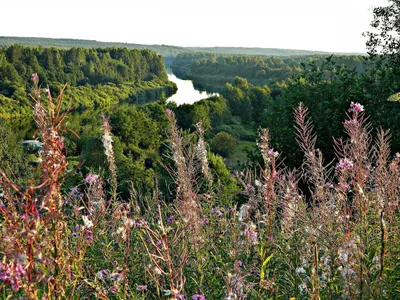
[211,131,237,157]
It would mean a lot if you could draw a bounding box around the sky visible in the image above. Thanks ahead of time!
[0,0,390,53]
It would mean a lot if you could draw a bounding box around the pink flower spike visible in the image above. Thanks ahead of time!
[84,173,99,184]
[348,102,364,113]
[336,158,354,170]
[31,73,39,85]
[268,148,279,158]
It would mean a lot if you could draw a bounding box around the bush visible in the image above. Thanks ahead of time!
[211,131,237,157]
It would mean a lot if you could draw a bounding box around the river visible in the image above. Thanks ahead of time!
[167,73,218,105]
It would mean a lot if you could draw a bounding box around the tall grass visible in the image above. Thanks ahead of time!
[0,76,399,299]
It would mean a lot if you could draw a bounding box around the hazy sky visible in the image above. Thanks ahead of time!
[1,0,389,53]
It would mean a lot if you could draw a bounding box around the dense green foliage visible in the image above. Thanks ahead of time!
[210,132,237,157]
[171,52,369,92]
[0,45,176,118]
[170,54,400,171]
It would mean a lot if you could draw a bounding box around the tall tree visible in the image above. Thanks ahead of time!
[365,0,400,73]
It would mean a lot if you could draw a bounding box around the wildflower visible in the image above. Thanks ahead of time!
[82,215,93,228]
[109,272,122,281]
[336,158,354,170]
[167,216,174,223]
[0,262,27,292]
[154,266,163,275]
[84,173,99,184]
[31,73,39,84]
[192,294,206,300]
[137,285,148,291]
[236,260,245,269]
[176,294,186,300]
[295,267,306,274]
[203,218,210,224]
[134,218,146,227]
[243,225,258,245]
[69,187,83,199]
[96,269,110,279]
[211,207,223,217]
[72,232,79,237]
[348,102,364,113]
[101,115,117,192]
[336,183,350,191]
[268,148,279,158]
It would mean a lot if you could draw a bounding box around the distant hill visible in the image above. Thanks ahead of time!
[0,36,363,58]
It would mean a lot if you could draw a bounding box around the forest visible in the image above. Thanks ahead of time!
[0,45,176,117]
[0,0,400,298]
[171,53,370,92]
[0,36,337,59]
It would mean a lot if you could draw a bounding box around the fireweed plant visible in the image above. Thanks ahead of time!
[0,75,399,299]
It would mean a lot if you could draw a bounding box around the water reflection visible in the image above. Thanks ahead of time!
[167,73,218,105]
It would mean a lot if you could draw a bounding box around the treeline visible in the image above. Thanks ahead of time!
[0,45,176,117]
[0,36,346,60]
[0,44,167,87]
[171,53,369,91]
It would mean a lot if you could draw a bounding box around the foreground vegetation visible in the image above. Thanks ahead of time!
[0,77,399,299]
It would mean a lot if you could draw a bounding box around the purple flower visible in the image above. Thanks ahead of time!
[348,102,364,113]
[203,218,210,224]
[236,260,245,269]
[69,187,83,199]
[133,219,145,227]
[167,216,174,223]
[0,262,26,292]
[84,173,99,184]
[156,240,163,247]
[192,294,206,300]
[176,294,186,300]
[211,208,223,217]
[268,148,279,158]
[97,269,110,279]
[244,226,258,245]
[336,158,354,170]
[137,285,148,291]
[72,232,79,237]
